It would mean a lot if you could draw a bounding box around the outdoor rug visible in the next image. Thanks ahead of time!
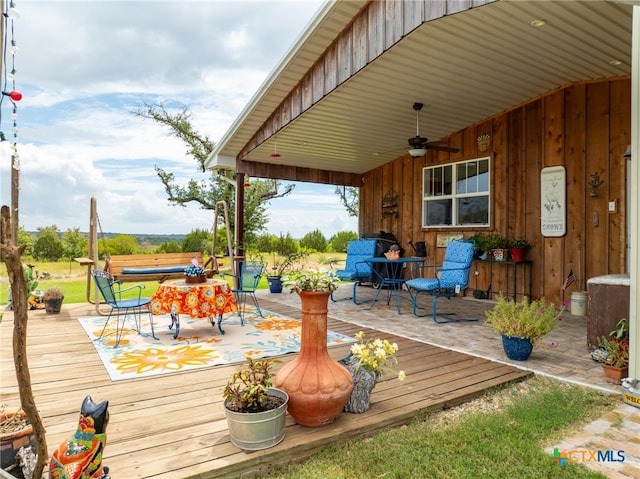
[77,307,356,381]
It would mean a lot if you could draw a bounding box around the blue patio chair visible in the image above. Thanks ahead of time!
[405,239,477,323]
[91,269,156,347]
[330,239,377,303]
[226,261,264,325]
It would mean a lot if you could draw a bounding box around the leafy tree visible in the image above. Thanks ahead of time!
[33,225,64,261]
[182,228,211,253]
[103,234,139,256]
[274,232,299,256]
[300,229,327,252]
[254,233,277,254]
[17,227,35,258]
[62,228,88,261]
[135,103,295,245]
[155,241,182,253]
[334,186,359,217]
[329,231,358,252]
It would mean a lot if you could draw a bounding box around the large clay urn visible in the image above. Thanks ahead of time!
[275,291,353,427]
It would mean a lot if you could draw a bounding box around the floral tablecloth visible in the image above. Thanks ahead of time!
[150,279,237,319]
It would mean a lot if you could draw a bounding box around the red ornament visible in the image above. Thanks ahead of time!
[270,153,281,159]
[6,90,22,101]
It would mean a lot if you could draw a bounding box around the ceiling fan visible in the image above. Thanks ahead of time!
[407,102,460,157]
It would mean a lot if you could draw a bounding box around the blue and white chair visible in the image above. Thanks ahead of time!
[405,240,477,323]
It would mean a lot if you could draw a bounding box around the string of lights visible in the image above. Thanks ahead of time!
[2,0,21,159]
[2,0,22,239]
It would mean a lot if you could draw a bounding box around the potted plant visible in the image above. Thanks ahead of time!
[43,287,64,314]
[222,357,289,451]
[591,318,630,384]
[0,405,35,473]
[275,270,353,427]
[340,331,406,413]
[265,252,304,293]
[596,336,629,384]
[509,237,532,262]
[485,295,564,361]
[469,232,491,259]
[486,232,509,261]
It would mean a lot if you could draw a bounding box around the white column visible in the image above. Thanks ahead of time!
[629,6,639,378]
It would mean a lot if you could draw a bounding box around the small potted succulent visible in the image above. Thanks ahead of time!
[43,287,64,314]
[222,357,288,451]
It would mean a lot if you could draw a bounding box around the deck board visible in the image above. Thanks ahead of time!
[1,299,530,479]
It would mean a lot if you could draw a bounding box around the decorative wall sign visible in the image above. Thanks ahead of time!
[436,233,464,247]
[540,166,566,237]
[477,133,491,152]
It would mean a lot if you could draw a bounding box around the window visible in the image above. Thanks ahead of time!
[422,157,490,228]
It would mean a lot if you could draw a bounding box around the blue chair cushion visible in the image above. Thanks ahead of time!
[405,277,440,291]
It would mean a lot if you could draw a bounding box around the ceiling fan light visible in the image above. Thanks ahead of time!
[409,148,427,158]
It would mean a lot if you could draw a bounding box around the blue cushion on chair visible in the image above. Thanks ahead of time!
[405,277,439,291]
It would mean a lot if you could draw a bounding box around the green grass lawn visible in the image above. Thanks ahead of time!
[263,376,617,479]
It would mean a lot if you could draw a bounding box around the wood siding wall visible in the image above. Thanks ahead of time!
[360,78,631,305]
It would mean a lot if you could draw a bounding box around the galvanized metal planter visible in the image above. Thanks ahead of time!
[224,388,288,451]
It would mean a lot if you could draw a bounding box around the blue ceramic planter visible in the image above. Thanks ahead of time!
[501,334,533,361]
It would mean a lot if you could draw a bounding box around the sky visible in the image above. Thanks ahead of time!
[0,0,358,239]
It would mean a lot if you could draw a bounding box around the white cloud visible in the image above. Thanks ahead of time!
[0,0,357,238]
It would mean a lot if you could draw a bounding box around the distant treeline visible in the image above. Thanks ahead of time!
[26,231,187,246]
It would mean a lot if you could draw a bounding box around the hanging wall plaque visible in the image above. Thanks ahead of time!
[540,165,566,237]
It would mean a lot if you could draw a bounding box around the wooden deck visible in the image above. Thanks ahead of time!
[1,298,530,479]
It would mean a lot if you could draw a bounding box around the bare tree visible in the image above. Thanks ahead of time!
[135,103,294,244]
[0,205,48,478]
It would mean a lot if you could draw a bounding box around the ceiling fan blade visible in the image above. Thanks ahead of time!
[426,144,460,153]
[425,141,460,153]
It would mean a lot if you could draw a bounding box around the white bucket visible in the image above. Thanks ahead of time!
[570,291,588,316]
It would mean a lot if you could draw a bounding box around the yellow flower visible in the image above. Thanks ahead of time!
[349,331,406,381]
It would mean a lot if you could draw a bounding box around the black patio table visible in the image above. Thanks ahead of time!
[364,257,425,314]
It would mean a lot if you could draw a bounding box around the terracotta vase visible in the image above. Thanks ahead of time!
[275,291,353,427]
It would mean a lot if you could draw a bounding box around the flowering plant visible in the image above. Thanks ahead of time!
[485,295,563,345]
[185,264,205,277]
[185,256,205,277]
[349,331,406,381]
[285,270,340,293]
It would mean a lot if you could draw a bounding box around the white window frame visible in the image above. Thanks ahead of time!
[422,156,491,228]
